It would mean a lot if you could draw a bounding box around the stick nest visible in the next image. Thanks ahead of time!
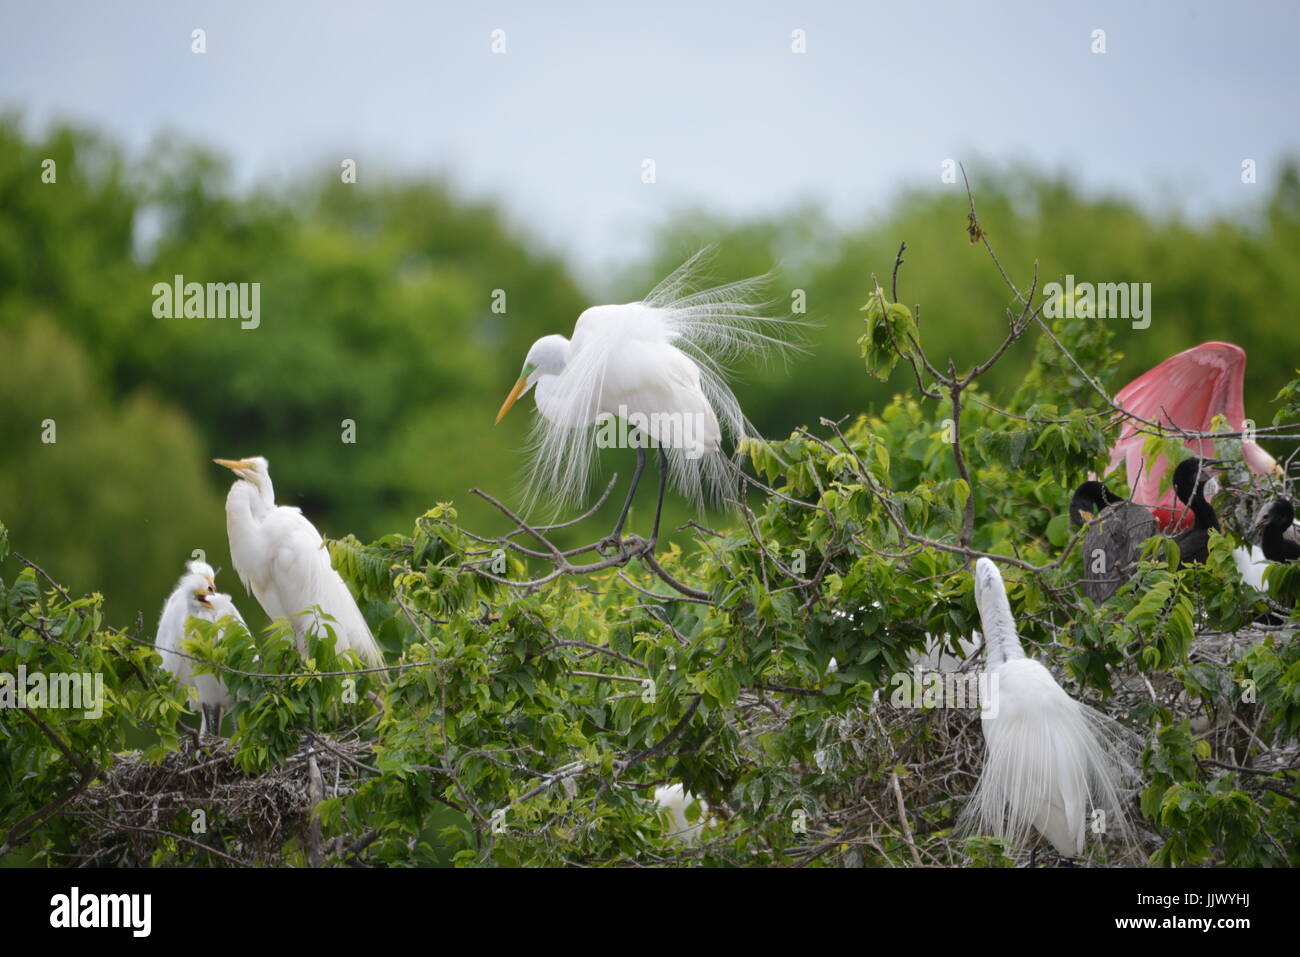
[64,733,377,867]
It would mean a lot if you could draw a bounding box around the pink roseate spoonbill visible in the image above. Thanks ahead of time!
[1107,342,1281,532]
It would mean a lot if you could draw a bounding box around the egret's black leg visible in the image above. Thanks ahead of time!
[201,704,224,739]
[608,442,647,544]
[649,446,668,545]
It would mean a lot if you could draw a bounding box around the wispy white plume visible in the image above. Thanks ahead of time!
[959,558,1140,858]
[519,248,805,515]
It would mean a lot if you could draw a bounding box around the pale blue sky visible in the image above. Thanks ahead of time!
[2,1,1298,279]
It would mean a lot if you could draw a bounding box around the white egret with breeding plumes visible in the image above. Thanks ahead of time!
[961,558,1138,860]
[494,250,802,546]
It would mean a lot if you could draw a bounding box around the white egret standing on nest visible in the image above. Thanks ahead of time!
[961,558,1138,861]
[156,560,244,736]
[493,250,801,546]
[214,457,385,669]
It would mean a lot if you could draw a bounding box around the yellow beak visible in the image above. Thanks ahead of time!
[1079,511,1093,522]
[213,458,251,471]
[495,378,529,424]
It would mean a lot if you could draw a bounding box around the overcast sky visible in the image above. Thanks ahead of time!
[3,1,1298,279]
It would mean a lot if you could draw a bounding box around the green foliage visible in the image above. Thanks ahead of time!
[3,123,1300,867]
[1271,369,1300,426]
[1141,716,1296,868]
[1237,634,1300,740]
[7,321,1298,865]
[0,318,225,624]
[858,283,918,381]
[7,121,1300,636]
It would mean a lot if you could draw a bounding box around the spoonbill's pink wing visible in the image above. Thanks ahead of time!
[1107,342,1247,531]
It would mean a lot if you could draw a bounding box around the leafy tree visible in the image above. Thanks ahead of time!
[7,119,1300,637]
[4,211,1297,867]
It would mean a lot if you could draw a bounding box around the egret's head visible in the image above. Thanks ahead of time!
[495,335,570,424]
[186,560,217,592]
[177,563,217,612]
[973,557,1022,668]
[214,455,271,489]
[973,557,1006,622]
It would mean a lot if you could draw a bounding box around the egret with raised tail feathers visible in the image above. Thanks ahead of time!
[493,250,802,547]
[961,558,1138,860]
[214,457,385,670]
[155,560,244,737]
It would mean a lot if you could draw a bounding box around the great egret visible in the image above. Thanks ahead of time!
[961,558,1138,860]
[1109,342,1280,531]
[1233,542,1270,591]
[654,784,707,845]
[1170,457,1220,566]
[493,250,800,546]
[155,560,243,736]
[1069,481,1157,603]
[214,456,385,670]
[1250,498,1300,563]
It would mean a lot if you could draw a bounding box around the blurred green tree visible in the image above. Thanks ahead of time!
[2,118,1298,631]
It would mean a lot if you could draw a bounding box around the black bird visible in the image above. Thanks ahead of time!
[1070,481,1158,603]
[1249,497,1300,563]
[1171,457,1219,566]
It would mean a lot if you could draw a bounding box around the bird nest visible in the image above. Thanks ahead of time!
[760,621,1298,868]
[52,625,1298,868]
[63,733,378,867]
